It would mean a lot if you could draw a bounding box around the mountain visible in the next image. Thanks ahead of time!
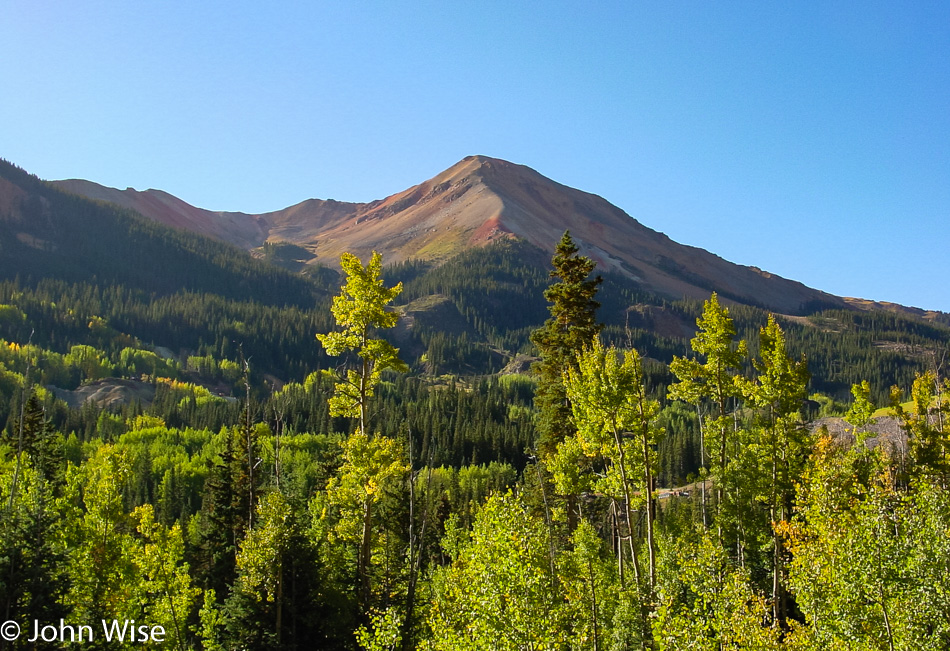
[4,156,950,401]
[53,155,847,315]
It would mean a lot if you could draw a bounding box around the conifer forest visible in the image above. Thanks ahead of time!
[3,173,950,649]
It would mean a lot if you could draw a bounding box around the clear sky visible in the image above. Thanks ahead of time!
[3,2,949,311]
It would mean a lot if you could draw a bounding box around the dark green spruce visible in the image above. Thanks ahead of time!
[530,231,603,456]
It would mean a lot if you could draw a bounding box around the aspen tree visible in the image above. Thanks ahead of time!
[735,316,809,626]
[317,251,408,437]
[669,294,746,551]
[562,339,663,642]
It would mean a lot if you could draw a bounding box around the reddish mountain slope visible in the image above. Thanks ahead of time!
[53,156,847,314]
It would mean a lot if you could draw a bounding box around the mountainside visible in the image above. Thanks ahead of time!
[54,155,847,315]
[0,160,319,306]
[52,178,269,249]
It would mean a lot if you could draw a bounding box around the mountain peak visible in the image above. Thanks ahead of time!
[422,155,516,187]
[457,154,513,168]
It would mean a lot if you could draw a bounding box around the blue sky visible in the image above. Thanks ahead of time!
[3,2,949,311]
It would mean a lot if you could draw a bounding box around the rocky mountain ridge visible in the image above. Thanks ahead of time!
[52,155,854,315]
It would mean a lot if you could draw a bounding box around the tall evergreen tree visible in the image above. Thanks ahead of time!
[194,437,241,601]
[0,463,71,641]
[530,231,602,456]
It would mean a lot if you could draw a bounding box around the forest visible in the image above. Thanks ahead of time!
[2,163,950,649]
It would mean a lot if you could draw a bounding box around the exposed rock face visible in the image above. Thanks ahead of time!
[53,155,849,314]
[810,416,907,453]
[50,378,156,409]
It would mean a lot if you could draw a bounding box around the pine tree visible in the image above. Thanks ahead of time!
[530,231,602,456]
[0,463,71,639]
[21,395,66,495]
[194,442,240,601]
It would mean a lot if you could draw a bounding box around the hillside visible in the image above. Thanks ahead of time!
[52,178,269,249]
[0,159,339,381]
[0,159,321,306]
